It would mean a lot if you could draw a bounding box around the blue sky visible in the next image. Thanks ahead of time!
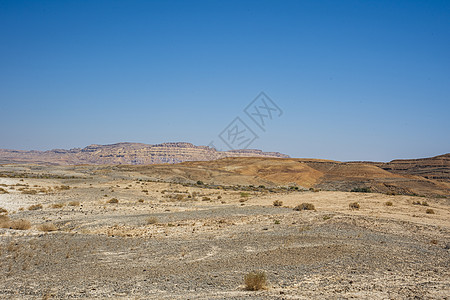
[0,0,449,161]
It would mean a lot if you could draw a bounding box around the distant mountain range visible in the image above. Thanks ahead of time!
[0,142,289,165]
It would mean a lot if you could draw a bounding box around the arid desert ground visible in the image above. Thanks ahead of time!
[0,163,449,299]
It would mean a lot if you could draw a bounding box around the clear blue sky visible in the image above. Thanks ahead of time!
[1,0,449,161]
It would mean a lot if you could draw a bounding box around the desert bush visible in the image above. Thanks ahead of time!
[58,185,70,190]
[385,201,393,206]
[138,199,144,203]
[351,187,371,193]
[426,209,435,214]
[202,196,211,201]
[142,189,148,193]
[38,223,57,232]
[0,187,9,194]
[273,200,283,207]
[274,220,280,224]
[2,219,32,230]
[107,198,119,204]
[294,203,315,211]
[217,195,222,200]
[0,207,7,214]
[51,203,64,209]
[421,201,429,206]
[412,201,421,205]
[244,270,267,291]
[28,204,43,211]
[196,181,204,185]
[309,187,320,192]
[68,201,80,206]
[240,192,250,198]
[146,217,158,225]
[0,215,11,227]
[349,202,360,210]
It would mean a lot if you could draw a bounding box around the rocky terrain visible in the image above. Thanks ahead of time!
[0,160,449,299]
[374,153,450,182]
[0,142,289,165]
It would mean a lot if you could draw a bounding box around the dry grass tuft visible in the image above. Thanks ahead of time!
[38,223,58,232]
[349,202,360,210]
[28,204,43,211]
[146,217,158,225]
[244,270,267,291]
[51,203,65,209]
[1,218,32,230]
[273,200,283,207]
[294,203,315,211]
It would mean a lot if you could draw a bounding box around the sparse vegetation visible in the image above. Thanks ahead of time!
[138,199,144,203]
[273,200,283,206]
[107,198,119,204]
[240,192,250,198]
[351,187,371,193]
[0,187,9,194]
[38,223,58,232]
[385,201,393,206]
[294,203,315,211]
[244,271,267,291]
[28,204,43,211]
[146,217,158,224]
[0,207,7,214]
[68,201,80,206]
[426,209,435,214]
[349,202,360,210]
[0,218,31,230]
[51,203,65,209]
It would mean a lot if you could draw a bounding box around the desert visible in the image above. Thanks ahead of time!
[0,152,449,299]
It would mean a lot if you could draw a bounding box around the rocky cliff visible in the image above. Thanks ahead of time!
[0,142,289,165]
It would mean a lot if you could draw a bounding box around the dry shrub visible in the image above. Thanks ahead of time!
[51,203,65,209]
[385,201,393,206]
[273,200,283,207]
[107,198,119,204]
[0,187,9,194]
[240,192,250,198]
[349,202,360,210]
[28,204,43,211]
[202,196,211,201]
[138,199,144,203]
[2,219,32,230]
[0,207,8,214]
[146,217,158,225]
[426,209,435,214]
[38,223,58,232]
[294,203,315,211]
[0,215,11,227]
[58,185,70,190]
[68,201,80,206]
[244,271,267,291]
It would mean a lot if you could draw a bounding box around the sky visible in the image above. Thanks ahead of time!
[0,0,449,161]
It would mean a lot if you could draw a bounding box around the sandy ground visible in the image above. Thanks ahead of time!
[0,166,449,299]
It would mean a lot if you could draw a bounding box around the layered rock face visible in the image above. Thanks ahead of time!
[376,153,450,182]
[0,142,289,165]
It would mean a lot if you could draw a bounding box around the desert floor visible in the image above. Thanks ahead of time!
[0,165,449,299]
